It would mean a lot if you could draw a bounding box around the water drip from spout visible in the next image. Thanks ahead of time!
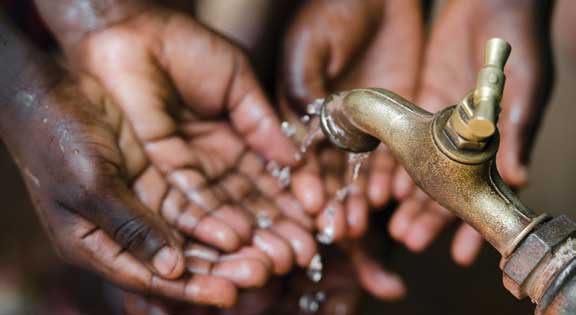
[307,253,323,283]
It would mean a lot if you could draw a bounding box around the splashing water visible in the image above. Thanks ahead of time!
[266,161,291,188]
[297,116,322,158]
[281,121,296,138]
[299,291,327,314]
[336,152,371,200]
[307,99,325,116]
[293,99,325,161]
[316,206,336,245]
[255,212,273,229]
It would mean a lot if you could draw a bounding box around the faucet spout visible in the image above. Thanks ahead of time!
[319,38,576,314]
[320,88,542,256]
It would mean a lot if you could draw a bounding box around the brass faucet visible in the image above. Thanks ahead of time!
[319,38,576,315]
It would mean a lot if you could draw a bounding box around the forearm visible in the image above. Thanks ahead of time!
[0,12,64,134]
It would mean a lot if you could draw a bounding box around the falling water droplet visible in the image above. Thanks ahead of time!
[277,166,291,188]
[299,294,320,313]
[266,161,292,188]
[256,212,273,229]
[335,187,350,203]
[307,99,325,116]
[348,152,370,181]
[281,121,296,138]
[299,117,322,155]
[307,254,323,283]
[315,291,326,302]
[316,206,336,245]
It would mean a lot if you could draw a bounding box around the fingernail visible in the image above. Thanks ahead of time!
[153,246,178,277]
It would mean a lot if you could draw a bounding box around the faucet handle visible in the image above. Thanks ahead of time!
[470,38,511,139]
[447,38,511,148]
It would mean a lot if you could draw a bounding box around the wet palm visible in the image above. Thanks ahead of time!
[281,0,422,300]
[51,6,318,306]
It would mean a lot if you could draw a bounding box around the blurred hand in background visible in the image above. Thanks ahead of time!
[392,0,554,267]
[280,0,423,300]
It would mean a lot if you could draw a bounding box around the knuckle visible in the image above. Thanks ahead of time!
[114,216,164,260]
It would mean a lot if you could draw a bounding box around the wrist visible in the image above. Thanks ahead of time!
[0,15,66,139]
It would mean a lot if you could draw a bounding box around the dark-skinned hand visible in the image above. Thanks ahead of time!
[34,0,320,307]
[280,0,422,300]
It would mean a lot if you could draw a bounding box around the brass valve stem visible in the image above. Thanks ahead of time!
[447,38,511,149]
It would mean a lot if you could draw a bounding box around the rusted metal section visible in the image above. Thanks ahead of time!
[502,216,576,301]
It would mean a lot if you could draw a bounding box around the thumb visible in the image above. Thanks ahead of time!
[79,181,185,279]
[497,67,551,188]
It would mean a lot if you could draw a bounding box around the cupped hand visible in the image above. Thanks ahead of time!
[390,0,554,266]
[47,4,321,303]
[281,0,423,243]
[0,72,251,305]
[279,0,422,301]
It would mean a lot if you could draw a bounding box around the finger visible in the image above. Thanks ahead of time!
[253,229,294,275]
[74,180,185,279]
[392,167,415,201]
[133,166,168,213]
[165,171,245,252]
[282,0,381,110]
[273,219,318,267]
[388,191,427,242]
[275,193,315,230]
[346,182,369,239]
[226,57,300,166]
[497,70,545,188]
[213,257,269,289]
[291,154,326,214]
[184,243,218,275]
[451,223,484,266]
[174,203,241,253]
[221,246,274,274]
[213,205,254,243]
[351,246,406,301]
[403,202,454,252]
[157,18,298,166]
[367,145,395,208]
[281,11,328,111]
[62,214,236,307]
[241,193,283,230]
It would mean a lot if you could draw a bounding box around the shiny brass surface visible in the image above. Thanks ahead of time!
[319,88,540,255]
[447,38,511,149]
[318,38,576,314]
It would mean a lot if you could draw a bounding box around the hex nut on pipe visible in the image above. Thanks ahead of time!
[502,216,576,300]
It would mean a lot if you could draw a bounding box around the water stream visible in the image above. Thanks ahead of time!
[272,99,371,313]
